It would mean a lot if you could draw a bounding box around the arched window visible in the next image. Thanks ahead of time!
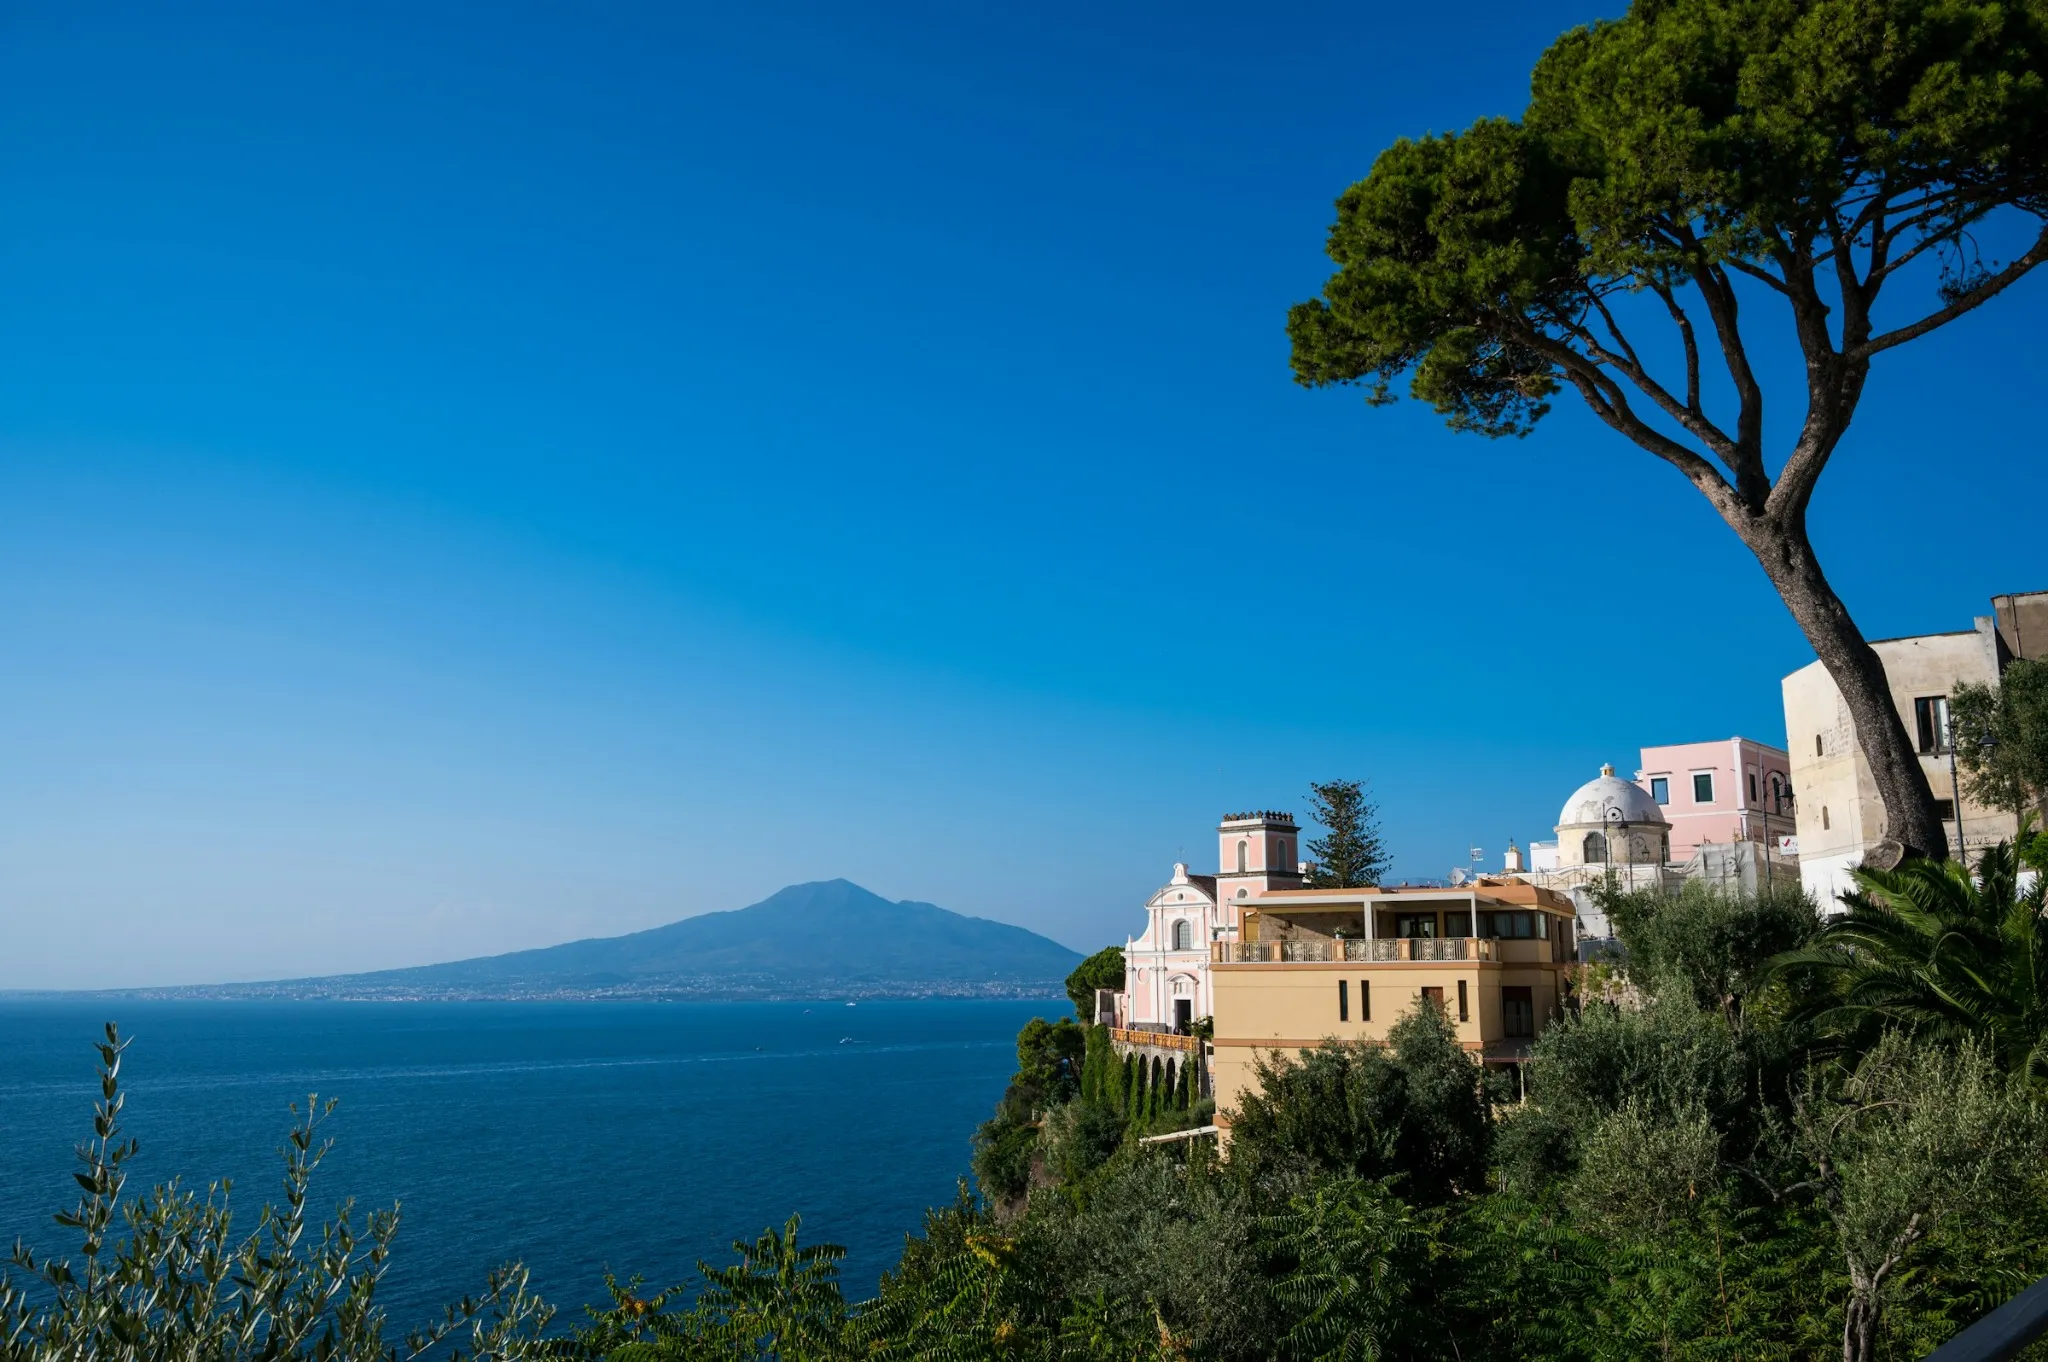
[1236,839,1248,873]
[1582,831,1608,862]
[1171,919,1192,951]
[1279,839,1290,867]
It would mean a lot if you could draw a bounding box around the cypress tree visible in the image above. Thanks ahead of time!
[1080,1030,1101,1104]
[1164,1059,1179,1111]
[1177,1053,1194,1110]
[1120,1053,1137,1116]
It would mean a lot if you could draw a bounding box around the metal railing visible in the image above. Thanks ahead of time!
[1925,1272,2048,1360]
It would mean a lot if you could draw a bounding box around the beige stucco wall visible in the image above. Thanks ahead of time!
[1783,621,2018,911]
[1209,961,1563,1122]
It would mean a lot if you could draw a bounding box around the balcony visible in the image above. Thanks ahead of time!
[1108,1026,1201,1053]
[1214,937,1499,964]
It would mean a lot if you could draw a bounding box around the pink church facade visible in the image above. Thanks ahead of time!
[1633,736,1796,861]
[1120,812,1305,1032]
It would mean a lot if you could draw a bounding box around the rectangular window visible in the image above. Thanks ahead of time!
[1816,734,1825,757]
[1337,979,1349,1022]
[1649,776,1669,804]
[1693,772,1715,803]
[1420,985,1445,1013]
[1360,980,1370,1022]
[1445,910,1472,937]
[1915,696,1952,754]
[1395,913,1438,939]
[1934,798,1957,821]
[1457,979,1469,1022]
[1747,771,1758,802]
[1503,986,1535,1038]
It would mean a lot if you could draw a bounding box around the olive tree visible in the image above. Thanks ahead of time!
[1289,0,2048,859]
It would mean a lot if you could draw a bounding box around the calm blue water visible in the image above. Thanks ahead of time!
[0,1000,1050,1329]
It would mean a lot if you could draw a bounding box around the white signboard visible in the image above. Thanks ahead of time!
[1777,835,1800,855]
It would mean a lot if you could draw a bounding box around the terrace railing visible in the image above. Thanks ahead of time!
[1216,938,1498,964]
[1107,1026,1201,1053]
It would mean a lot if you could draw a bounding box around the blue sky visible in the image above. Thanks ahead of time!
[2,2,2042,989]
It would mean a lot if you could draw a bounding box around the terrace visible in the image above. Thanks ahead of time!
[1219,882,1579,968]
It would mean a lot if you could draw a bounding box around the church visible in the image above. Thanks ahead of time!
[1118,811,1305,1033]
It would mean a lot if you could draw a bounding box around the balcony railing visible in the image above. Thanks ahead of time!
[1215,937,1498,964]
[1107,1026,1201,1053]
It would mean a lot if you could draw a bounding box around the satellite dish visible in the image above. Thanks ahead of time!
[1449,868,1469,886]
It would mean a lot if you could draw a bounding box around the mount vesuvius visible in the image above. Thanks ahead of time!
[98,880,1084,1002]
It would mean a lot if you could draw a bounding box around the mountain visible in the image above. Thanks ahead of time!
[123,880,1085,1002]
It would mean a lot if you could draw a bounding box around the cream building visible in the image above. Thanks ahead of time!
[1209,880,1579,1129]
[1783,590,2047,913]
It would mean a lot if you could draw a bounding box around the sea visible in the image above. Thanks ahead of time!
[0,998,1054,1330]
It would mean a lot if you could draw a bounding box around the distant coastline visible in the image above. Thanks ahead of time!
[0,978,1068,1005]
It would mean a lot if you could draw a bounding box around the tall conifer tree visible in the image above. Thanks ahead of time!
[1305,779,1390,887]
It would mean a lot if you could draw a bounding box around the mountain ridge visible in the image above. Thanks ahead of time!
[43,879,1084,1002]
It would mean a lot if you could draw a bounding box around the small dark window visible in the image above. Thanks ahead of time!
[1934,798,1957,821]
[1360,980,1370,1022]
[1748,772,1758,802]
[1337,979,1349,1022]
[1822,806,1831,831]
[1582,831,1608,862]
[1650,777,1669,804]
[1816,734,1825,757]
[1503,986,1535,1038]
[1457,979,1469,1022]
[1915,697,1952,754]
[1693,772,1715,803]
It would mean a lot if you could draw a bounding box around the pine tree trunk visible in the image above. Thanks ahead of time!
[1732,510,1946,860]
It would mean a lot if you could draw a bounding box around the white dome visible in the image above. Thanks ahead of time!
[1558,764,1667,829]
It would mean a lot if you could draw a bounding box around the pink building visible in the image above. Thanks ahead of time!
[1633,737,1796,861]
[1120,812,1305,1032]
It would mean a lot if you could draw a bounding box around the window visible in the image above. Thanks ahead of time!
[1502,986,1535,1038]
[1420,986,1445,1013]
[1816,734,1825,757]
[1748,771,1758,802]
[1395,912,1438,938]
[1457,979,1469,1022]
[1337,979,1349,1022]
[1693,772,1715,803]
[1822,806,1831,831]
[1650,777,1669,804]
[1170,919,1192,951]
[1360,980,1371,1022]
[1480,911,1535,939]
[1915,696,1952,754]
[1236,840,1247,873]
[1582,831,1608,862]
[1934,798,1957,821]
[1445,910,1472,937]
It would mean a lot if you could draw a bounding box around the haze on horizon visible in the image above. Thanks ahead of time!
[3,1,2042,992]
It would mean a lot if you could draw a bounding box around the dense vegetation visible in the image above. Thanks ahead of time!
[11,833,2048,1360]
